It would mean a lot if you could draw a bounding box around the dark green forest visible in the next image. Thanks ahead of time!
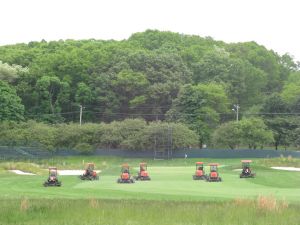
[0,30,300,150]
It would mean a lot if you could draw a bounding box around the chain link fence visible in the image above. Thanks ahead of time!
[0,145,299,160]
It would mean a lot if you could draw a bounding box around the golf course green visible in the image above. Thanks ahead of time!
[0,157,299,225]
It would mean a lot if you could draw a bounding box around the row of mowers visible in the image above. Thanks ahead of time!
[192,160,256,182]
[193,162,222,182]
[43,160,255,187]
[117,163,151,183]
[43,163,99,187]
[43,162,151,186]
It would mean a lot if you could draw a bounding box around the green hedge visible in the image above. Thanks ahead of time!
[0,119,198,152]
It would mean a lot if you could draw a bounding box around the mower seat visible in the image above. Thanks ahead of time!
[196,170,204,176]
[210,172,218,178]
[122,173,129,180]
[141,171,148,177]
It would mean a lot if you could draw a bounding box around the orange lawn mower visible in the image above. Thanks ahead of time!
[240,160,256,178]
[117,164,135,183]
[134,162,151,181]
[79,163,99,180]
[192,162,207,180]
[206,163,222,182]
[43,167,61,187]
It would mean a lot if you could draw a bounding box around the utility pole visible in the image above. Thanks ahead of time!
[232,104,240,122]
[79,105,83,126]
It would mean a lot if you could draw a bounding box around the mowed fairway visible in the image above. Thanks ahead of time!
[0,157,300,225]
[0,161,299,202]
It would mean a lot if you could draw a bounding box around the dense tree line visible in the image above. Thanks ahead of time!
[0,119,198,153]
[0,30,299,149]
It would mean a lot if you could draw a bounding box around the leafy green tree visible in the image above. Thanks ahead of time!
[75,82,93,105]
[264,117,298,150]
[112,69,149,110]
[0,81,24,121]
[122,122,198,150]
[36,76,70,122]
[168,82,229,146]
[98,119,147,149]
[0,30,298,125]
[192,51,267,107]
[261,93,290,117]
[0,61,28,83]
[89,72,120,122]
[0,121,24,145]
[261,94,298,150]
[292,128,300,147]
[226,41,282,92]
[279,53,299,79]
[22,121,57,150]
[238,118,274,149]
[212,121,241,149]
[281,72,300,106]
[125,50,192,119]
[0,121,56,150]
[74,142,94,155]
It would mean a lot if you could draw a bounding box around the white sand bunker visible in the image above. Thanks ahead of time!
[58,170,101,175]
[9,170,36,175]
[271,167,300,172]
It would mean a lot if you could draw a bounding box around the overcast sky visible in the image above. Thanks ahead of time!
[1,0,299,61]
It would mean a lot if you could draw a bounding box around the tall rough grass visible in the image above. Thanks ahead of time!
[260,155,300,167]
[0,162,45,175]
[20,198,29,212]
[0,198,299,225]
[257,195,288,212]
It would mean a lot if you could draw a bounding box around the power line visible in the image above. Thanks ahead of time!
[23,109,300,118]
[244,112,300,115]
[25,111,80,117]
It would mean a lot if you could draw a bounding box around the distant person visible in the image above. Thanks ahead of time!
[185,153,188,159]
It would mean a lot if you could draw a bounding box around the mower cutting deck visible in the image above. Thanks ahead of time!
[43,167,61,187]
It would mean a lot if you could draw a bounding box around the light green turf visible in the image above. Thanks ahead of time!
[0,157,300,225]
[0,157,299,202]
